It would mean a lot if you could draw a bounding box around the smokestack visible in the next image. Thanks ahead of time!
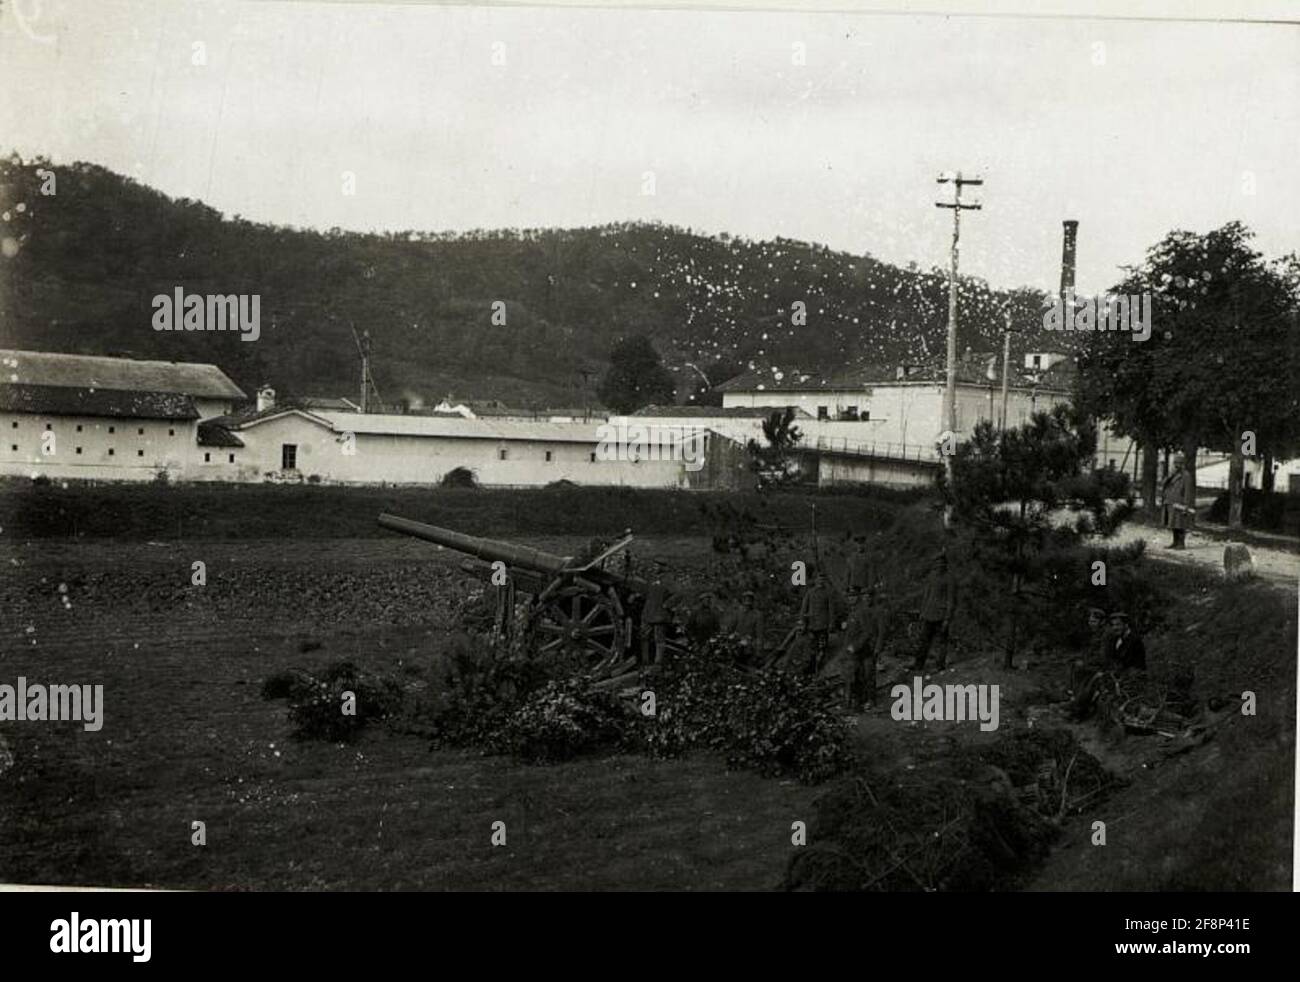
[1060,220,1078,300]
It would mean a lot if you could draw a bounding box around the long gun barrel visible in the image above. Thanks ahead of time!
[378,513,573,574]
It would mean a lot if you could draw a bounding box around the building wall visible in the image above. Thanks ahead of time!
[818,454,939,489]
[723,383,1069,450]
[214,414,685,487]
[0,411,208,481]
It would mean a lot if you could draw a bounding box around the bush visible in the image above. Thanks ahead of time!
[643,638,853,783]
[262,660,403,742]
[1208,487,1300,535]
[490,677,633,763]
[441,466,479,489]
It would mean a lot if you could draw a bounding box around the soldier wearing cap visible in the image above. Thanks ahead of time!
[798,569,841,674]
[730,590,766,665]
[639,560,673,667]
[1161,454,1195,550]
[845,535,877,599]
[912,548,957,672]
[839,587,886,711]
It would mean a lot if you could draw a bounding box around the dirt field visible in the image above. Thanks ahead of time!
[1,493,1295,891]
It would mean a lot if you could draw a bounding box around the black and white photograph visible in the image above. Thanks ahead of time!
[0,0,1296,940]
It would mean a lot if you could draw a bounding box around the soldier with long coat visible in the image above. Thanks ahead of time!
[911,550,957,671]
[839,592,887,711]
[1161,455,1194,549]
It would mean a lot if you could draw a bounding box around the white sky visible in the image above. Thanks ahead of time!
[2,0,1296,294]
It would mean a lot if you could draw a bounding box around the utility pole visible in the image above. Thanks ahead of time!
[935,171,982,517]
[359,329,372,414]
[1000,307,1012,432]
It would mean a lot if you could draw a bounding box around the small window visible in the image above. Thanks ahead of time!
[228,453,235,463]
[76,424,83,433]
[169,428,175,437]
[817,406,829,420]
[137,449,144,457]
[9,422,16,429]
[845,406,858,419]
[138,427,144,435]
[281,444,297,470]
[862,411,870,421]
[9,444,16,452]
[108,426,115,434]
[108,448,115,456]
[44,422,51,430]
[204,452,211,463]
[76,447,82,455]
[589,452,597,462]
[498,448,508,461]
[545,450,553,462]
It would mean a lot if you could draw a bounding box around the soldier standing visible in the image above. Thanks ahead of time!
[841,589,886,711]
[639,560,673,667]
[845,536,876,598]
[1161,454,1194,550]
[798,569,840,675]
[730,590,766,665]
[911,549,956,672]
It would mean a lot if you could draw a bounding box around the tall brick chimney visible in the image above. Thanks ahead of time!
[1060,220,1079,300]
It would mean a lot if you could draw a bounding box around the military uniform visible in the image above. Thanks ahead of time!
[912,560,956,671]
[799,581,841,674]
[840,598,886,710]
[730,605,765,664]
[640,579,671,666]
[846,548,876,598]
[1161,466,1194,548]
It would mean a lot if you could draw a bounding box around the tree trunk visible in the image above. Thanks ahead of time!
[1227,444,1245,528]
[1182,437,1199,524]
[1262,452,1276,492]
[1140,434,1159,518]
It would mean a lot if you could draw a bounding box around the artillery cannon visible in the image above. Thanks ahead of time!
[378,513,679,673]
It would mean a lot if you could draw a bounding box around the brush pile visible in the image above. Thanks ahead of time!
[784,728,1122,892]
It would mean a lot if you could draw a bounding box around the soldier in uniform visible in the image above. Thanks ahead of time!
[845,535,876,598]
[639,560,673,667]
[729,590,766,666]
[911,549,957,672]
[1161,454,1194,550]
[798,569,841,675]
[840,589,886,711]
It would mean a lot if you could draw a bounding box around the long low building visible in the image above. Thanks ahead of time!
[0,349,689,488]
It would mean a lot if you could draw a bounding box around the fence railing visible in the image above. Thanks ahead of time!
[809,436,941,463]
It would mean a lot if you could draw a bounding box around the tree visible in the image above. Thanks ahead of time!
[1076,223,1300,526]
[746,407,804,489]
[596,335,675,414]
[940,405,1133,667]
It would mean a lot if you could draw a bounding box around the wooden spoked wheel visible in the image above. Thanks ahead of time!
[532,584,626,667]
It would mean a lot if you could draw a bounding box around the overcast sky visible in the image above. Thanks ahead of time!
[2,0,1296,294]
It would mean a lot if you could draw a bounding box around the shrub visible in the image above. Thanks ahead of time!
[642,638,852,783]
[262,660,403,742]
[441,466,479,489]
[490,677,633,763]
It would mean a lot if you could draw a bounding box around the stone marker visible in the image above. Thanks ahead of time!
[1223,543,1255,581]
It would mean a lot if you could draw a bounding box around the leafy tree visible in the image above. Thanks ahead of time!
[746,407,805,489]
[596,335,675,414]
[1075,222,1300,525]
[940,405,1133,667]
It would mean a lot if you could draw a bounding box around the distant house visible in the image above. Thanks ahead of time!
[0,348,246,481]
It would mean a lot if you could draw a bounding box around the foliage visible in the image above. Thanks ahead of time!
[940,404,1134,664]
[261,661,403,743]
[440,466,479,488]
[643,638,853,783]
[746,407,806,489]
[596,335,676,414]
[490,677,634,763]
[1207,487,1300,535]
[784,728,1121,892]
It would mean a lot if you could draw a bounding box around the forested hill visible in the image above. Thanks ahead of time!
[0,156,1062,409]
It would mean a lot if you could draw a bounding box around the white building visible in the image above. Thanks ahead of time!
[0,348,246,482]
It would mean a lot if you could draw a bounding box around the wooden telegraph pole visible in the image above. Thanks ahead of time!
[935,172,982,520]
[1000,306,1012,431]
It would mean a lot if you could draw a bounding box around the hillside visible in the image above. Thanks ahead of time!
[0,154,1064,409]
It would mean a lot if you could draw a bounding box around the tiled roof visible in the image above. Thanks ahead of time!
[0,383,200,420]
[196,421,245,447]
[632,404,814,419]
[314,411,609,443]
[0,349,246,400]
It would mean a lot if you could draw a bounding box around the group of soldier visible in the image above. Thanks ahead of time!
[633,536,962,716]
